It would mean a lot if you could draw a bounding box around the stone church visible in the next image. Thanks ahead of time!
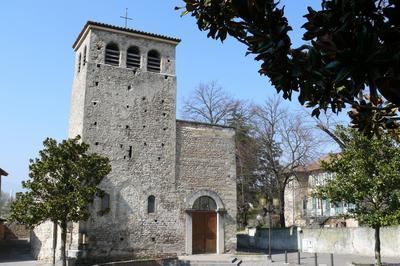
[31,21,237,262]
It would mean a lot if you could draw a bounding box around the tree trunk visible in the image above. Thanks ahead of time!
[52,222,58,266]
[60,221,67,266]
[279,190,285,228]
[374,226,382,266]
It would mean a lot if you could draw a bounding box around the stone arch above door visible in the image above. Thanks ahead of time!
[185,190,225,210]
[185,190,226,255]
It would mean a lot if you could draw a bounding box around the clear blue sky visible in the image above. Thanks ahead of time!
[1,0,332,194]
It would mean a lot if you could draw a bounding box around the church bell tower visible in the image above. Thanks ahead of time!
[68,21,181,259]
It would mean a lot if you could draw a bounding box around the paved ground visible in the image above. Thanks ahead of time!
[0,241,399,266]
[255,251,400,266]
[181,252,400,266]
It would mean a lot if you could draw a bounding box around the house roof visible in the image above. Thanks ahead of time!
[73,21,181,50]
[0,168,8,176]
[294,154,338,173]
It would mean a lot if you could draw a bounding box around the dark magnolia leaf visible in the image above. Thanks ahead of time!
[334,66,352,82]
[311,108,321,117]
[325,60,341,70]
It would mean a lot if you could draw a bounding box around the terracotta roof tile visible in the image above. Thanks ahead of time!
[294,154,339,173]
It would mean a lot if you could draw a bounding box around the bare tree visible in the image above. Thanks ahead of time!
[182,81,235,125]
[229,100,259,228]
[252,97,324,227]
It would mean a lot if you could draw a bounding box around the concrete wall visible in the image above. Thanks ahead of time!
[300,227,400,257]
[238,227,400,257]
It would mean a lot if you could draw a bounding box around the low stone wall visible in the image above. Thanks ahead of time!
[0,221,30,240]
[238,226,400,258]
[301,227,400,257]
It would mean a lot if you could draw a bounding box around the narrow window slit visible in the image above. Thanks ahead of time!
[128,146,132,158]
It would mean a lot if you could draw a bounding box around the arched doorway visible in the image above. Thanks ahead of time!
[185,190,225,255]
[191,196,217,254]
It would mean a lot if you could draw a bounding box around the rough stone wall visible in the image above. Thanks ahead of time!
[69,32,91,138]
[75,28,181,261]
[31,221,61,261]
[33,24,237,262]
[176,121,237,253]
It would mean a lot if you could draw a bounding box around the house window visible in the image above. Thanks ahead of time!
[105,43,120,66]
[148,195,155,213]
[127,46,140,68]
[147,50,161,73]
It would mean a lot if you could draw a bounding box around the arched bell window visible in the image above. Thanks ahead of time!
[192,196,217,211]
[127,46,140,68]
[148,195,156,213]
[147,50,161,73]
[105,43,120,66]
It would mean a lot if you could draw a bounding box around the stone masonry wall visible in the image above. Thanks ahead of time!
[32,24,237,262]
[176,121,237,253]
[75,28,181,262]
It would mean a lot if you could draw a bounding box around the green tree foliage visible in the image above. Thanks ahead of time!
[177,0,400,134]
[316,128,400,265]
[10,136,111,266]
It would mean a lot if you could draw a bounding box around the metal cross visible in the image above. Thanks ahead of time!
[120,8,133,28]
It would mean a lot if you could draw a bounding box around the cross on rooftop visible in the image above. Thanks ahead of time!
[120,8,133,28]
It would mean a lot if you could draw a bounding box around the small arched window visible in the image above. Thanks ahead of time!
[127,46,140,68]
[193,196,217,211]
[105,43,120,66]
[147,50,161,73]
[148,195,155,213]
[78,53,82,73]
[83,46,87,66]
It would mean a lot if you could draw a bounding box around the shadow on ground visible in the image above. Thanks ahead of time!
[0,239,34,263]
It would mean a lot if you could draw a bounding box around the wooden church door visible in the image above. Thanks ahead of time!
[192,211,217,254]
